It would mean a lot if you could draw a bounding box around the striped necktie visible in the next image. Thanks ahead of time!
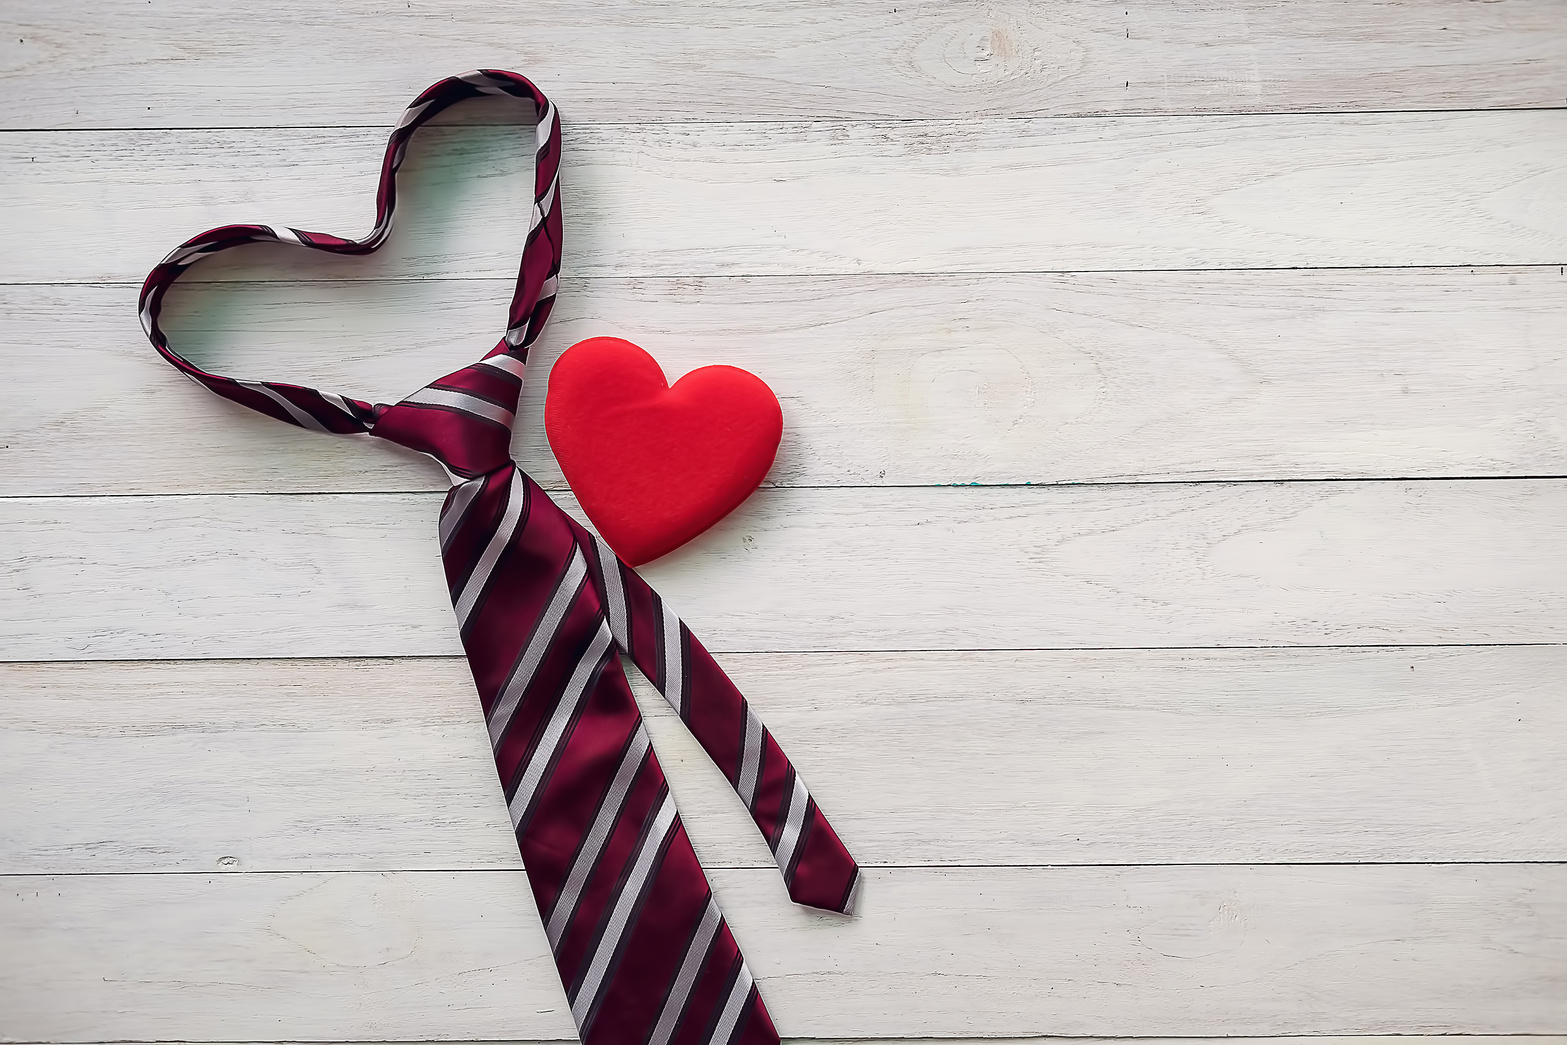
[138,70,860,1045]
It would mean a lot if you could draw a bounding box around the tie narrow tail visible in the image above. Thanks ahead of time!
[578,526,862,915]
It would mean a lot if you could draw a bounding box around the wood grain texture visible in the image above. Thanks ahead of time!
[7,112,1567,286]
[5,0,1567,128]
[7,481,1567,661]
[3,647,1565,874]
[3,866,1564,1040]
[8,266,1567,495]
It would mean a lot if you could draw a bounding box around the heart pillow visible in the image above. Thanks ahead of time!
[544,337,783,566]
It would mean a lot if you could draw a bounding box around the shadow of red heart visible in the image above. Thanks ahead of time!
[545,336,783,566]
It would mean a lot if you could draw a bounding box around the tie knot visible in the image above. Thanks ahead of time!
[370,351,527,480]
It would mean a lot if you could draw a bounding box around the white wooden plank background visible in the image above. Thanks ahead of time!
[8,114,1567,284]
[8,268,1567,494]
[4,648,1565,874]
[6,866,1567,1040]
[4,0,1566,126]
[2,2,1566,1044]
[9,482,1567,659]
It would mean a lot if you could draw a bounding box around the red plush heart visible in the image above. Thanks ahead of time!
[544,337,783,566]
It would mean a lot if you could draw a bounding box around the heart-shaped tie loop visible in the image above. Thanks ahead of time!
[137,69,562,473]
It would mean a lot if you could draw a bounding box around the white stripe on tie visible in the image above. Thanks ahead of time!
[240,382,328,432]
[265,224,302,246]
[772,772,811,876]
[508,621,615,829]
[164,241,222,267]
[439,477,485,551]
[570,791,679,1032]
[476,353,528,381]
[546,727,651,950]
[840,870,864,917]
[535,100,555,151]
[662,601,684,717]
[707,962,755,1045]
[541,169,560,216]
[488,547,590,748]
[530,169,560,234]
[365,212,394,246]
[319,392,361,424]
[458,70,510,95]
[395,98,436,130]
[737,710,764,812]
[594,536,629,648]
[647,896,723,1045]
[402,385,515,428]
[454,470,525,628]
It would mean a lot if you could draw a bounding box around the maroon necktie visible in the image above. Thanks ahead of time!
[138,69,860,1045]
